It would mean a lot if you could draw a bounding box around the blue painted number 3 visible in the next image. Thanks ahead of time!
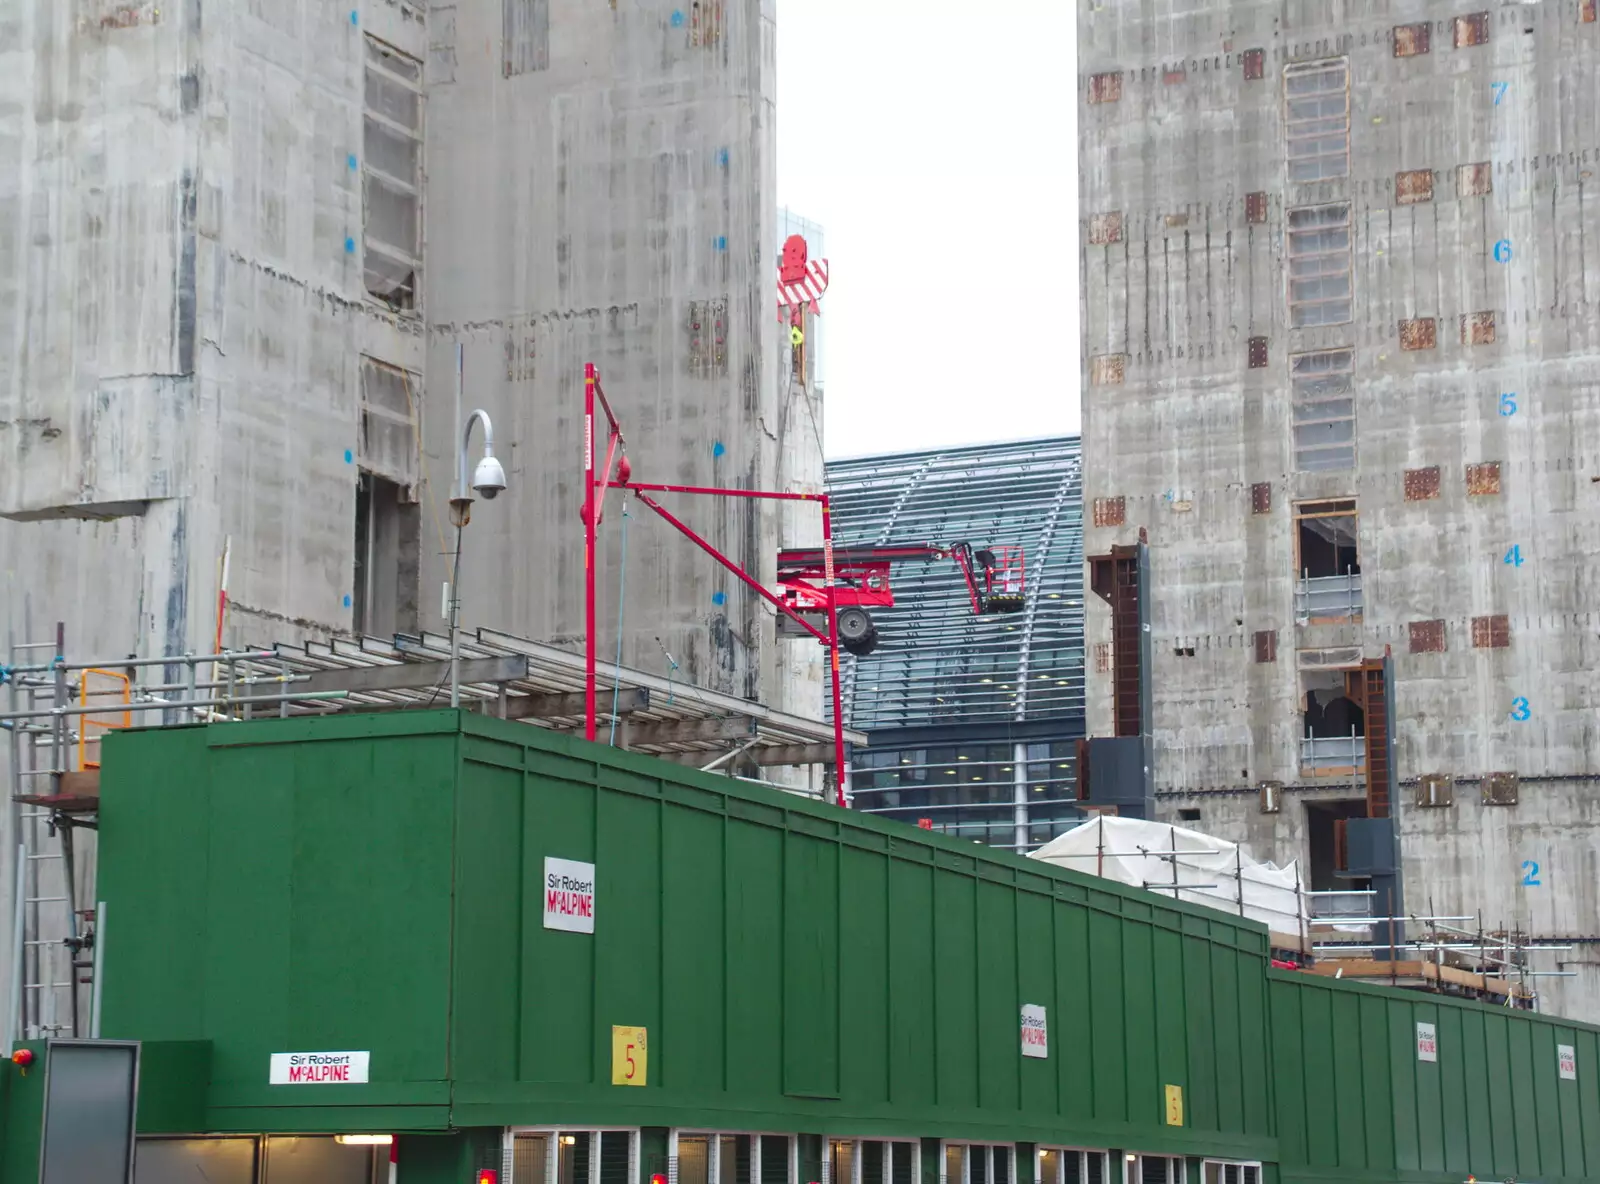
[1522,860,1541,887]
[1511,696,1531,721]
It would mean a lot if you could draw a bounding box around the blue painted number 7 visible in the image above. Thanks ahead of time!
[1493,81,1509,105]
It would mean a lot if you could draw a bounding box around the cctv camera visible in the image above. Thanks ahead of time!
[472,454,507,500]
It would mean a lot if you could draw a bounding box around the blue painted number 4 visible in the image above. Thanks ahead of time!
[1522,860,1541,887]
[1504,545,1524,566]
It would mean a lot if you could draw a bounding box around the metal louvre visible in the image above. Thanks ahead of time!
[823,437,1085,733]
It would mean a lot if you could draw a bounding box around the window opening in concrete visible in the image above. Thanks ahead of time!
[1287,205,1352,327]
[1300,667,1365,773]
[1291,349,1355,471]
[260,1136,382,1184]
[1293,499,1360,622]
[134,1137,258,1184]
[504,0,550,76]
[1285,60,1349,182]
[1305,799,1369,891]
[359,357,419,486]
[1178,807,1202,822]
[363,37,423,310]
[353,471,421,638]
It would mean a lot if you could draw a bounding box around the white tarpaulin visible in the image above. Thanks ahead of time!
[1029,815,1305,936]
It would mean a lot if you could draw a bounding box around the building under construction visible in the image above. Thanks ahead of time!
[1077,1,1600,1021]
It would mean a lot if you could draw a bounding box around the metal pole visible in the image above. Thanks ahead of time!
[451,342,464,710]
[90,900,105,1039]
[1013,741,1028,853]
[820,494,847,808]
[8,843,23,1051]
[585,362,598,741]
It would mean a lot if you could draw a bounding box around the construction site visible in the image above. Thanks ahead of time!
[6,0,1600,1178]
[1078,0,1600,1024]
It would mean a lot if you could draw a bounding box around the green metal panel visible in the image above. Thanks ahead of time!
[840,847,891,1104]
[1356,995,1394,1172]
[975,880,1019,1113]
[1181,936,1217,1134]
[1015,890,1056,1118]
[663,802,729,1093]
[1437,1006,1468,1175]
[887,858,937,1110]
[1210,940,1244,1137]
[1121,922,1158,1126]
[1508,1009,1541,1176]
[1087,911,1128,1125]
[1484,1011,1518,1178]
[1053,900,1092,1123]
[1328,988,1363,1169]
[783,832,841,1098]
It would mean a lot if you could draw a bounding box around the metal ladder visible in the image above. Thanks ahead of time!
[5,624,95,1044]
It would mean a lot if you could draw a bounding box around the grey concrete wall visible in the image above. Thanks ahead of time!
[420,0,786,706]
[1081,1,1600,1020]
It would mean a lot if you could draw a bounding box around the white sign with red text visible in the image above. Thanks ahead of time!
[1416,1021,1437,1063]
[1560,1043,1578,1081]
[544,857,596,933]
[1021,1004,1048,1059]
[269,1051,369,1085]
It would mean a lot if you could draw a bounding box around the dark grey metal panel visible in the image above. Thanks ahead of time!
[39,1040,140,1184]
[1085,736,1149,818]
[1135,539,1154,809]
[134,1138,257,1184]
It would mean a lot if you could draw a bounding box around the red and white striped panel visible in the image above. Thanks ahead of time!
[777,258,829,315]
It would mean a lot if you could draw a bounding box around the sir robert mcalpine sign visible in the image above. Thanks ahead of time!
[269,1051,370,1085]
[544,856,596,934]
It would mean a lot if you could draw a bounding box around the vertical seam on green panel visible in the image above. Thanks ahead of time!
[447,720,461,1090]
[930,862,941,1109]
[1014,886,1023,1113]
[658,793,667,1091]
[721,810,731,1095]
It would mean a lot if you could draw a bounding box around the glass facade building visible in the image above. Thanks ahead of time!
[825,437,1086,851]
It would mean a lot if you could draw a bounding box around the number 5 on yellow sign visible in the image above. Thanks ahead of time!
[612,1026,648,1086]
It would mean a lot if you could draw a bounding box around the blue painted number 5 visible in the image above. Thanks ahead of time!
[1499,392,1517,416]
[1522,860,1541,887]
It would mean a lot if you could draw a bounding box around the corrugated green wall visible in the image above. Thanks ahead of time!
[97,711,1271,1155]
[1271,969,1600,1183]
[448,718,1271,1156]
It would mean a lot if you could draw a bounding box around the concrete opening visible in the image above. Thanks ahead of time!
[353,472,420,638]
[1304,799,1370,893]
[1294,499,1360,621]
[1301,669,1364,772]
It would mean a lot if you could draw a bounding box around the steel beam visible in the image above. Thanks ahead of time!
[626,716,755,748]
[297,655,531,695]
[505,688,650,722]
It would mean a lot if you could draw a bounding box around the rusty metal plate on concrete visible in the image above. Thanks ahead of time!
[1409,619,1447,653]
[1482,771,1518,805]
[1093,496,1126,528]
[1458,161,1493,196]
[1245,192,1267,224]
[1243,49,1264,79]
[1248,337,1268,368]
[1454,13,1490,47]
[1393,23,1430,56]
[1251,482,1271,514]
[1094,642,1113,673]
[1090,354,1126,386]
[1400,317,1437,351]
[1163,68,1186,85]
[1466,461,1502,496]
[1253,630,1277,663]
[1089,211,1123,244]
[1461,311,1496,346]
[1090,72,1123,103]
[1585,0,1597,23]
[1471,614,1511,649]
[1404,467,1441,500]
[1396,169,1433,204]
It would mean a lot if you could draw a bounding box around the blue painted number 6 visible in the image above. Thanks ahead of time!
[1494,240,1513,263]
[1511,696,1531,721]
[1522,860,1541,887]
[1499,393,1517,416]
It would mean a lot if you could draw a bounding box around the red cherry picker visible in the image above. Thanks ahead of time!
[776,543,1026,656]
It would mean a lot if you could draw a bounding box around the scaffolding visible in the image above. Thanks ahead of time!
[3,621,865,1048]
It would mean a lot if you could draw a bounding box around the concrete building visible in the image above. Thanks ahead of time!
[826,437,1086,851]
[1078,2,1600,1018]
[2,0,826,1036]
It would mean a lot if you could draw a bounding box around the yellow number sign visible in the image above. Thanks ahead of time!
[1164,1083,1184,1126]
[611,1026,648,1087]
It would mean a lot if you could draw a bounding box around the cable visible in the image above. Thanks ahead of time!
[608,496,631,746]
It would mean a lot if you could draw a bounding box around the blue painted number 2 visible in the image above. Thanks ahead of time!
[1522,860,1541,887]
[1499,392,1517,416]
[1504,544,1524,566]
[1511,696,1531,721]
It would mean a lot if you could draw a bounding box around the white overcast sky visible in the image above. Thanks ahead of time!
[776,0,1079,459]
